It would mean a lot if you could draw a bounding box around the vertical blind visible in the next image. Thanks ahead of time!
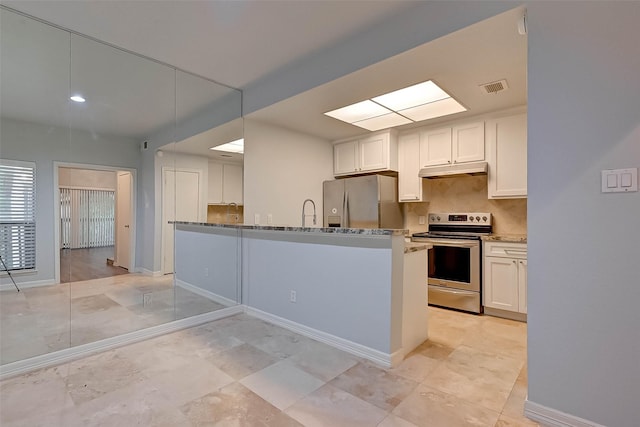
[0,160,36,271]
[60,188,115,249]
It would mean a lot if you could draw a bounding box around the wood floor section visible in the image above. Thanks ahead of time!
[60,246,129,283]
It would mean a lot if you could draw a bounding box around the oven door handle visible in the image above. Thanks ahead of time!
[419,239,478,248]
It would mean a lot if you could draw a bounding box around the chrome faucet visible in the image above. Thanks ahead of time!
[302,199,316,227]
[226,202,239,223]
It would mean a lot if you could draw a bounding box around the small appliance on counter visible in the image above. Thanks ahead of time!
[323,175,403,229]
[411,212,492,313]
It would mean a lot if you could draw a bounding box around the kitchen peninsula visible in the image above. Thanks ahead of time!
[173,222,428,367]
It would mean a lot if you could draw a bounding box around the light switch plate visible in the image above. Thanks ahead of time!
[601,168,638,193]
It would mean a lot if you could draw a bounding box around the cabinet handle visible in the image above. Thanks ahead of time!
[447,160,451,164]
[512,260,516,264]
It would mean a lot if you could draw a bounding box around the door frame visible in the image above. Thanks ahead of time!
[115,171,133,270]
[53,162,137,284]
[160,166,204,275]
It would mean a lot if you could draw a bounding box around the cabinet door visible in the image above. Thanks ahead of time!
[398,132,427,202]
[334,140,359,175]
[484,256,519,312]
[487,113,527,198]
[419,127,452,167]
[452,121,484,163]
[359,133,388,172]
[518,259,527,314]
[207,162,223,204]
[222,164,243,204]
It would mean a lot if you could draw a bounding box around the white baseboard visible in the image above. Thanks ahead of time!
[138,268,163,277]
[244,306,395,368]
[175,279,238,307]
[525,400,606,427]
[0,279,55,292]
[0,306,243,380]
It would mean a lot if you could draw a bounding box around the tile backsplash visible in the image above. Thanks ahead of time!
[207,204,244,224]
[404,175,527,235]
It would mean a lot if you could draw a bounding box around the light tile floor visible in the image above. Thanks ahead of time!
[0,308,538,427]
[0,274,226,364]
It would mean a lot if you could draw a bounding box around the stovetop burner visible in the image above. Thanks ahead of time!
[413,212,493,239]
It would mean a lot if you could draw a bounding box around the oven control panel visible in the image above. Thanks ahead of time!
[428,212,492,226]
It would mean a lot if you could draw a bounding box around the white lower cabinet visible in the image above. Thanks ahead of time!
[483,241,527,317]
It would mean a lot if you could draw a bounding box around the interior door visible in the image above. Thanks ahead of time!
[162,169,200,274]
[115,171,132,270]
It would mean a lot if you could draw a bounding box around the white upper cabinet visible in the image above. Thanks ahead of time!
[333,130,398,176]
[398,132,430,202]
[419,121,484,167]
[452,121,485,163]
[486,113,527,198]
[333,140,359,175]
[208,161,243,205]
[222,163,243,204]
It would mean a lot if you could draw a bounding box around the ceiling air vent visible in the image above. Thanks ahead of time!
[480,79,509,95]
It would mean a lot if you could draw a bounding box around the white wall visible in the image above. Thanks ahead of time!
[174,226,240,304]
[0,117,139,286]
[526,3,640,426]
[242,229,400,355]
[243,119,333,227]
[59,168,116,189]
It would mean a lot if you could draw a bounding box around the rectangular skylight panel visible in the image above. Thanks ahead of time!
[399,97,466,122]
[372,80,450,111]
[210,138,244,153]
[324,100,392,123]
[351,112,412,131]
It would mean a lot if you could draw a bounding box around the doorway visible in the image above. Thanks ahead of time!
[55,163,136,284]
[161,168,202,275]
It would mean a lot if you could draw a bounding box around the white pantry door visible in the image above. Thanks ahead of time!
[162,169,200,274]
[115,171,132,270]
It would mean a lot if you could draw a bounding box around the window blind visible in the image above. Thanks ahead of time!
[60,188,115,249]
[0,159,36,271]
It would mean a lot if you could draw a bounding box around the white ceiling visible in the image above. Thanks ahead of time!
[1,1,526,157]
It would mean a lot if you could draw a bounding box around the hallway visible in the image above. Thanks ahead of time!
[59,246,128,284]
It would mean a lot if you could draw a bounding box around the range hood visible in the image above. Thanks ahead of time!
[419,161,488,178]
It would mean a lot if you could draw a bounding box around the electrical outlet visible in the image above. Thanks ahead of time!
[267,214,273,225]
[418,216,426,225]
[254,213,260,225]
[290,290,297,303]
[143,293,152,307]
[204,267,209,277]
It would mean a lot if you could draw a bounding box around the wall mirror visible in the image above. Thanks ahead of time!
[0,6,243,370]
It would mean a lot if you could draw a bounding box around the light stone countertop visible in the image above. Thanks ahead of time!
[482,234,527,243]
[404,242,431,254]
[172,221,408,236]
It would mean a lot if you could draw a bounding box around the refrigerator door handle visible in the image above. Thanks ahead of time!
[343,191,350,228]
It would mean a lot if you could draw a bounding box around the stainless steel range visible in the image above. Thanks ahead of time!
[411,212,492,314]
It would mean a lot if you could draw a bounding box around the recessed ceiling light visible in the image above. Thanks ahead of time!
[324,80,467,131]
[372,81,450,111]
[399,97,467,122]
[352,112,412,131]
[210,138,243,154]
[324,100,392,123]
[70,95,86,103]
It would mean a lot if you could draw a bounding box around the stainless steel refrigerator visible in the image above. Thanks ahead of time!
[323,175,403,229]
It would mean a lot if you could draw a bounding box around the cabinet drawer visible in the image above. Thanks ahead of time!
[484,242,527,258]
